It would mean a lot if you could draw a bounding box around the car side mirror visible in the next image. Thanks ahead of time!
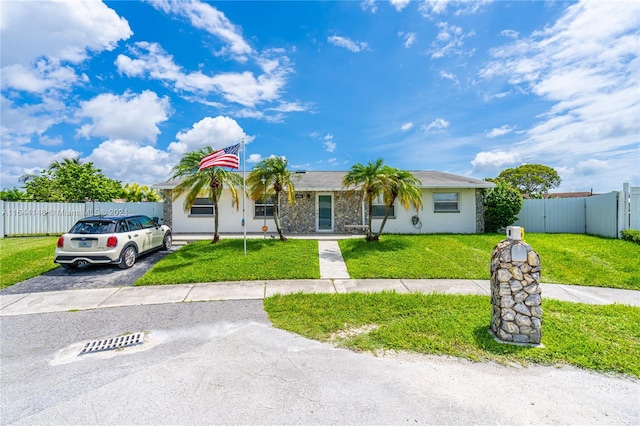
[153,217,161,225]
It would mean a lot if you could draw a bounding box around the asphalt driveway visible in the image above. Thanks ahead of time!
[1,249,173,295]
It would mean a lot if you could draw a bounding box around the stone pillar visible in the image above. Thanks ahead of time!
[490,226,542,345]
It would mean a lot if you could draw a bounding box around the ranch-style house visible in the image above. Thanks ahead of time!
[154,170,495,235]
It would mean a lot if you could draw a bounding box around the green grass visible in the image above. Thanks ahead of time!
[0,237,59,289]
[264,292,640,378]
[135,238,320,285]
[339,233,640,289]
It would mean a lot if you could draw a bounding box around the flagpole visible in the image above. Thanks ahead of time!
[242,137,247,256]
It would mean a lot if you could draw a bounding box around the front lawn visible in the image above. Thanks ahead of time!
[339,234,640,290]
[265,292,640,378]
[135,238,320,285]
[0,237,59,289]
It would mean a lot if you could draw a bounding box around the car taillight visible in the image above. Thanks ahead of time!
[107,236,118,248]
[57,237,64,248]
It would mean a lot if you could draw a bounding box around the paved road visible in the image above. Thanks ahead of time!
[1,301,638,425]
[1,249,173,295]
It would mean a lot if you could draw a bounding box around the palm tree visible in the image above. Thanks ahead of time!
[171,147,243,243]
[342,158,391,241]
[247,156,295,241]
[376,168,424,238]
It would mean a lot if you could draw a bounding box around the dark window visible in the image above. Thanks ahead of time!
[70,220,116,234]
[138,216,156,228]
[434,193,459,212]
[190,198,214,216]
[254,196,274,218]
[372,203,394,218]
[126,218,142,231]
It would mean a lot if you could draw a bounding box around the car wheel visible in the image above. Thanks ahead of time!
[162,232,172,250]
[60,263,77,270]
[118,246,137,269]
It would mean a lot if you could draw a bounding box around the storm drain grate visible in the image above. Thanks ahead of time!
[79,332,144,355]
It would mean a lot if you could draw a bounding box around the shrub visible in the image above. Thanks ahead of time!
[621,229,640,245]
[483,180,523,233]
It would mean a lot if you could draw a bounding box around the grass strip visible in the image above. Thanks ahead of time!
[0,237,59,289]
[135,238,320,285]
[339,233,640,289]
[264,292,640,378]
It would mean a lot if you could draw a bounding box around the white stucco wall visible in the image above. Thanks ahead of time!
[370,188,478,234]
[171,192,278,234]
[171,188,479,234]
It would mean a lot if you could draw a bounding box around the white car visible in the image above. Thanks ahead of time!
[55,215,172,269]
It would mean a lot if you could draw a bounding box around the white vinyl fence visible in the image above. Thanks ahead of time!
[514,184,639,238]
[1,201,164,237]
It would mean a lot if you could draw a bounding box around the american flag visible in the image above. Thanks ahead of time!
[198,144,240,170]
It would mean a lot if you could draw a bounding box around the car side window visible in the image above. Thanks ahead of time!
[126,218,142,231]
[117,221,129,233]
[138,216,156,229]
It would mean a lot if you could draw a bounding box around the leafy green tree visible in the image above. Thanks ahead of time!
[247,156,296,241]
[377,168,423,238]
[342,158,391,241]
[497,164,561,198]
[0,188,27,201]
[20,157,122,202]
[484,179,523,233]
[122,182,161,202]
[171,148,243,243]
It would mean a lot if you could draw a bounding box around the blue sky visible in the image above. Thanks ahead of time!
[1,0,638,193]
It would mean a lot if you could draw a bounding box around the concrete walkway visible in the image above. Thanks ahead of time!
[1,279,638,316]
[1,234,638,316]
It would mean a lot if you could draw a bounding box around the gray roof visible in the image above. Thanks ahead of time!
[154,170,494,191]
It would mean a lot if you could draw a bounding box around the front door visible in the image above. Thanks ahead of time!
[317,194,333,232]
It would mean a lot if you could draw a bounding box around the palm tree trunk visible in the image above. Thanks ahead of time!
[366,195,377,241]
[273,190,288,241]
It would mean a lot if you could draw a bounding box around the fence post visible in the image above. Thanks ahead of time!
[0,200,4,238]
[618,183,630,237]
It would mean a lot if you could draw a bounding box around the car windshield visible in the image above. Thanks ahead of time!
[69,220,116,234]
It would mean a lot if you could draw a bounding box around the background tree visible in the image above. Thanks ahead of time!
[171,148,243,243]
[376,167,423,239]
[497,164,561,198]
[0,188,27,201]
[342,158,390,241]
[122,182,161,202]
[483,179,523,233]
[247,156,296,241]
[20,157,122,202]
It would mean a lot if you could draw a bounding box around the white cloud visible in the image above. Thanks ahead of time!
[486,125,515,138]
[0,146,81,189]
[0,1,131,95]
[327,36,370,53]
[149,0,252,61]
[247,153,263,164]
[324,141,337,153]
[360,0,377,13]
[429,22,475,59]
[401,32,417,48]
[500,29,519,39]
[440,70,459,84]
[471,151,521,173]
[1,95,66,143]
[0,0,131,66]
[76,91,171,143]
[116,42,292,109]
[420,0,492,18]
[422,118,450,132]
[391,0,411,12]
[573,159,609,176]
[401,122,414,132]
[479,1,639,189]
[168,116,247,156]
[87,140,173,185]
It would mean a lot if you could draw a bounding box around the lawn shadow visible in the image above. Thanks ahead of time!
[341,238,411,259]
[471,325,537,356]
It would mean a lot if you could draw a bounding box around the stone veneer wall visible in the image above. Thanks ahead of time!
[280,192,316,233]
[490,239,542,344]
[161,189,173,229]
[475,189,485,233]
[279,191,362,234]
